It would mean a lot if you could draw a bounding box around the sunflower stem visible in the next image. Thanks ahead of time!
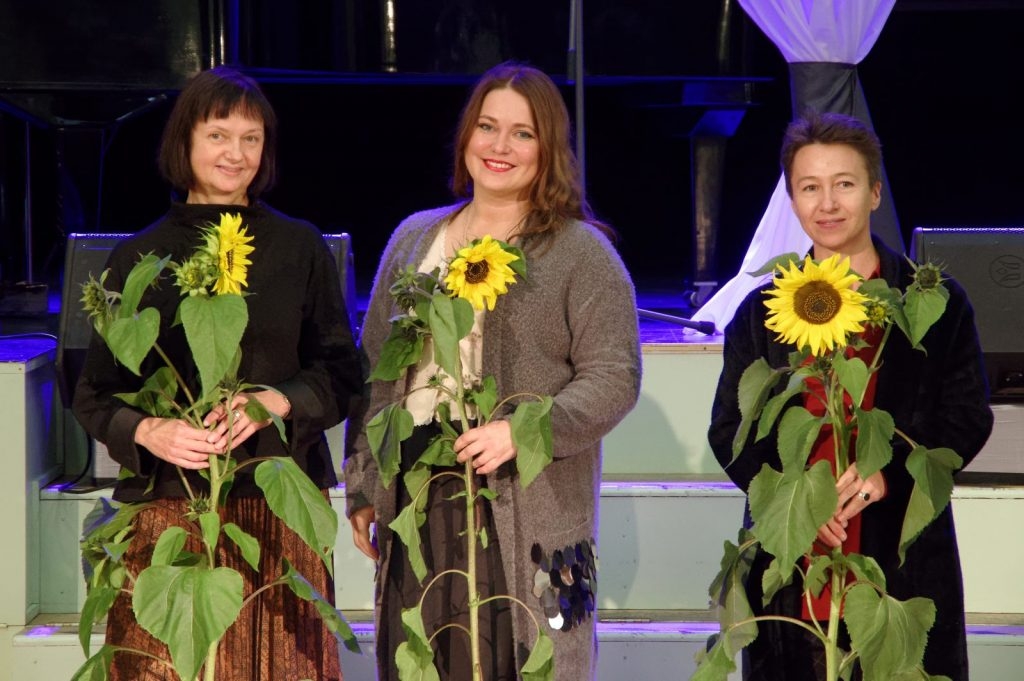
[824,548,846,681]
[451,351,483,681]
[152,341,197,410]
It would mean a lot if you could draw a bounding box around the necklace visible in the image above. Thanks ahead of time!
[461,201,527,246]
[461,203,474,246]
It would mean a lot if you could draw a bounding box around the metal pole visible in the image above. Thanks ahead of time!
[570,0,585,192]
[381,0,397,72]
[23,121,33,283]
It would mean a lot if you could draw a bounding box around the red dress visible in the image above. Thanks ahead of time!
[800,320,883,621]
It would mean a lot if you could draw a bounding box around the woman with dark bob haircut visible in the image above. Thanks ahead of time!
[345,61,641,680]
[73,65,363,680]
[158,66,278,201]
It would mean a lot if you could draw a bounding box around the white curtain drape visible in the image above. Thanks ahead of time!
[692,0,899,332]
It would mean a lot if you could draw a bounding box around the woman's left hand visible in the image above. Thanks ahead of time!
[814,463,887,548]
[204,390,290,450]
[454,420,517,475]
[834,462,887,524]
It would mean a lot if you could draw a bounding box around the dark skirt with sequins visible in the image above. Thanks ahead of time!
[378,423,516,681]
[105,494,341,681]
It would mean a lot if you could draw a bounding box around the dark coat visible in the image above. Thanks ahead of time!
[708,238,993,680]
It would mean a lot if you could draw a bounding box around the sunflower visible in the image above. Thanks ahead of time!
[207,213,255,295]
[172,253,217,296]
[444,235,520,311]
[763,254,868,356]
[909,260,945,292]
[79,269,115,332]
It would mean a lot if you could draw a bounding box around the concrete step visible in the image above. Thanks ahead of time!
[39,480,1024,615]
[9,612,1022,681]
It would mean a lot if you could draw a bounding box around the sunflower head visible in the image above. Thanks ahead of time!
[763,254,869,356]
[205,212,255,296]
[909,260,945,292]
[443,235,522,311]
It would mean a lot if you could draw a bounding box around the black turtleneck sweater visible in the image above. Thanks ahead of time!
[73,201,364,501]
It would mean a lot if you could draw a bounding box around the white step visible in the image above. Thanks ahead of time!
[39,480,1024,615]
[7,613,1020,681]
[14,338,1024,681]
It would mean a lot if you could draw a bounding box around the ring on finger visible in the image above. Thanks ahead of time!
[858,490,870,502]
[232,409,242,421]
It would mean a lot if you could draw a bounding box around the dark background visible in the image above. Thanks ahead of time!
[2,0,1023,306]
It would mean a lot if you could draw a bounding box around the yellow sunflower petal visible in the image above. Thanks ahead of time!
[763,254,868,356]
[211,212,255,296]
[445,234,521,311]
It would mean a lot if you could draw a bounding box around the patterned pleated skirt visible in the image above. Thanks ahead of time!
[105,493,342,681]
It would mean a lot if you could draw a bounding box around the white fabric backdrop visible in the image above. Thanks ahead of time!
[692,0,897,332]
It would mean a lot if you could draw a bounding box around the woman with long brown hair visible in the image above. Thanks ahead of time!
[345,61,641,680]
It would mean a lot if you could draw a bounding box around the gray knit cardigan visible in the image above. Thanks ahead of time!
[344,203,642,679]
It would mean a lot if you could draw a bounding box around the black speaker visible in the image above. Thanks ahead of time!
[911,226,1024,400]
[57,232,358,407]
[56,234,127,408]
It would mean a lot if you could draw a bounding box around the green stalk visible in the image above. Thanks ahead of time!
[197,394,236,681]
[825,549,844,681]
[824,359,851,476]
[452,359,483,681]
[202,639,218,681]
[152,341,197,408]
[464,453,482,681]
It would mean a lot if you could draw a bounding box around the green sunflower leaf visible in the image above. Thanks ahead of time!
[511,397,553,488]
[899,446,961,564]
[179,293,248,397]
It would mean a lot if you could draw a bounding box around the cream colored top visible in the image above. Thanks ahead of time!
[405,223,485,426]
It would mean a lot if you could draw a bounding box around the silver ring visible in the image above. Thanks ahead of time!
[859,491,870,502]
[232,409,242,421]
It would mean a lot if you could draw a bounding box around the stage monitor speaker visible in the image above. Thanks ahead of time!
[911,226,1024,401]
[56,232,358,408]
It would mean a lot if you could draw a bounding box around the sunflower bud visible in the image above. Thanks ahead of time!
[80,272,116,333]
[862,297,892,327]
[911,261,944,291]
[173,254,217,296]
[186,495,213,519]
[389,266,439,311]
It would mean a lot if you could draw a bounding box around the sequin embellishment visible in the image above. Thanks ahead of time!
[530,538,598,632]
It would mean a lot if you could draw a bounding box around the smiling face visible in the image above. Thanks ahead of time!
[464,87,540,202]
[187,111,265,205]
[789,142,881,262]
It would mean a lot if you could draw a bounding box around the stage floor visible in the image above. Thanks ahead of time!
[0,282,723,347]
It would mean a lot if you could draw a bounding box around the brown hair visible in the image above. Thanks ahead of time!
[450,61,614,241]
[781,110,883,198]
[158,65,278,202]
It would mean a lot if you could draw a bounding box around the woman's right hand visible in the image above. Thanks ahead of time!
[134,416,225,469]
[350,505,379,561]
